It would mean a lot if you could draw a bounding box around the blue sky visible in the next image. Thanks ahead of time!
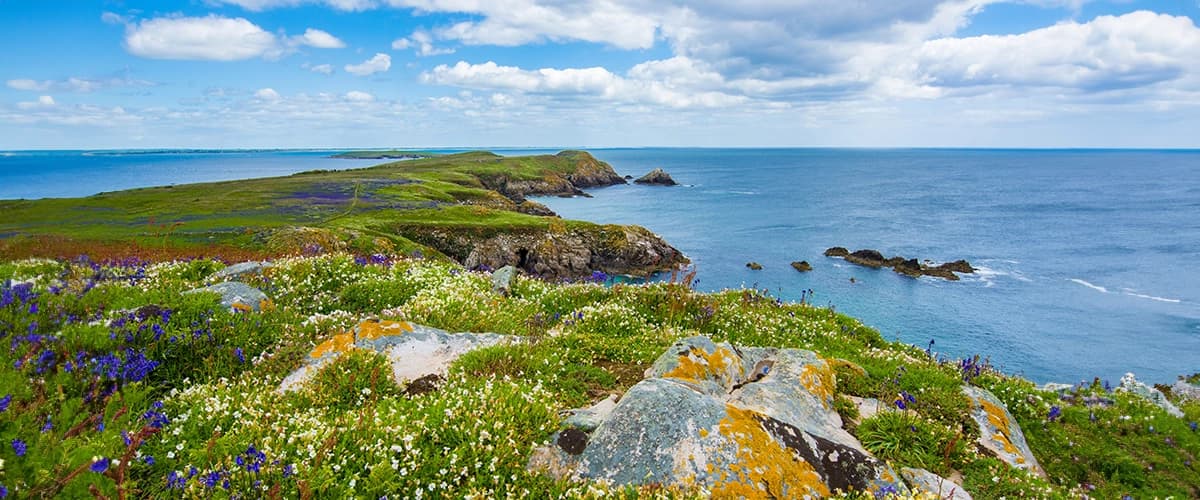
[1,0,1198,148]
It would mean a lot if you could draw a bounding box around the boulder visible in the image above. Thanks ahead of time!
[457,226,687,281]
[938,260,976,274]
[279,319,517,393]
[184,282,272,312]
[516,200,557,217]
[562,395,619,433]
[1118,372,1184,417]
[845,249,887,268]
[211,261,272,280]
[901,468,972,500]
[893,258,923,278]
[961,385,1044,476]
[1169,379,1200,403]
[823,247,849,257]
[531,336,907,497]
[825,246,973,281]
[791,261,813,272]
[491,265,518,296]
[746,262,763,270]
[633,168,678,186]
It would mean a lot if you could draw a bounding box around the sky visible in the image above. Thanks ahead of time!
[1,0,1198,149]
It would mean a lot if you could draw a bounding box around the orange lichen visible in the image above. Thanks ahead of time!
[660,346,743,386]
[310,332,354,358]
[230,302,253,313]
[356,320,413,341]
[799,362,836,408]
[978,398,1023,458]
[707,405,829,499]
[259,299,276,311]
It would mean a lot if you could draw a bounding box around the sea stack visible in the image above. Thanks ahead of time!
[634,168,677,186]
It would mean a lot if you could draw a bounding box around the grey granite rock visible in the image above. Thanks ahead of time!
[962,385,1044,476]
[901,468,973,500]
[211,261,272,280]
[184,281,270,312]
[1118,372,1184,417]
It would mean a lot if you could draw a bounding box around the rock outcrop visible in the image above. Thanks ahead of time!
[211,261,273,280]
[901,468,973,500]
[1169,379,1200,403]
[634,168,678,186]
[184,282,272,312]
[456,225,687,281]
[962,385,1044,476]
[530,336,907,497]
[1119,372,1184,417]
[746,261,763,270]
[279,319,517,393]
[824,247,976,281]
[516,200,558,217]
[791,261,813,272]
[479,151,626,202]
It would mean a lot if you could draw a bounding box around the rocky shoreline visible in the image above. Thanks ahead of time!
[824,247,975,280]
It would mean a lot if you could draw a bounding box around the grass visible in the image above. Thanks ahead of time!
[1,254,1196,498]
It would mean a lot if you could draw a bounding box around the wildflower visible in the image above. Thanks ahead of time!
[166,470,186,489]
[234,348,245,364]
[894,398,907,410]
[11,439,25,457]
[0,395,10,412]
[0,484,6,498]
[91,457,110,473]
[1190,422,1197,432]
[201,471,222,488]
[1047,406,1062,422]
[41,416,52,433]
[282,464,295,478]
[28,302,37,314]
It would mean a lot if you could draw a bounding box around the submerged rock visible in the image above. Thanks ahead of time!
[962,385,1044,476]
[279,319,518,393]
[184,282,271,312]
[791,261,813,272]
[901,468,972,500]
[634,168,678,186]
[1118,372,1184,417]
[531,336,907,496]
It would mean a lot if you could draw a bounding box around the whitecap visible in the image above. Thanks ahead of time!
[1069,278,1109,294]
[1120,288,1182,304]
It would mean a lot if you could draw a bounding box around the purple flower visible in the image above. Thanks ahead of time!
[0,394,10,412]
[234,348,245,364]
[1047,406,1062,422]
[11,439,26,457]
[91,457,110,473]
[166,471,186,489]
[282,464,294,478]
[143,455,155,465]
[1190,422,1197,432]
[41,416,52,433]
[201,471,221,488]
[28,302,38,314]
[894,398,907,410]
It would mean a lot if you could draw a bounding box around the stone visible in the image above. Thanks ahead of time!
[1169,379,1200,403]
[745,262,763,270]
[1118,372,1184,417]
[825,246,973,281]
[184,282,272,312]
[901,468,973,500]
[211,261,272,280]
[1040,382,1075,393]
[562,395,619,433]
[531,336,907,496]
[893,258,922,278]
[962,385,1045,476]
[791,261,812,272]
[823,247,849,257]
[461,226,687,281]
[491,265,518,295]
[845,249,887,268]
[633,168,677,186]
[938,260,976,274]
[848,396,893,422]
[278,320,517,393]
[516,200,557,217]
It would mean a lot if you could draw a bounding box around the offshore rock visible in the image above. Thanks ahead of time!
[462,226,687,281]
[901,468,973,500]
[845,249,888,268]
[1118,372,1184,417]
[184,282,271,312]
[745,261,763,270]
[962,385,1045,476]
[211,261,272,281]
[279,319,517,393]
[531,336,907,497]
[823,247,850,257]
[827,247,974,281]
[634,168,678,186]
[791,261,813,272]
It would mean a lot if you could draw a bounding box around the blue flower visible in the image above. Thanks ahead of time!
[166,470,186,489]
[234,348,245,364]
[91,457,110,473]
[894,398,907,410]
[282,464,294,478]
[0,483,7,498]
[1190,422,1197,432]
[143,455,155,465]
[201,471,222,488]
[0,394,11,412]
[28,302,37,314]
[11,439,26,457]
[41,416,52,433]
[1047,406,1062,422]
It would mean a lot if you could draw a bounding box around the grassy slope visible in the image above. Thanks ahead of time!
[0,151,624,261]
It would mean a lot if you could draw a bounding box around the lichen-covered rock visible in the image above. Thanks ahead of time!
[962,385,1044,476]
[1118,372,1184,417]
[211,261,272,280]
[278,319,517,392]
[184,281,271,312]
[900,468,972,500]
[516,200,557,217]
[562,395,619,433]
[533,336,906,497]
[490,265,517,295]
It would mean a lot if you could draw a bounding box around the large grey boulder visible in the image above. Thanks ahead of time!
[211,261,272,281]
[184,281,271,312]
[279,319,517,392]
[962,385,1044,476]
[901,468,972,500]
[1170,379,1200,403]
[1118,372,1184,417]
[491,265,517,296]
[532,336,906,497]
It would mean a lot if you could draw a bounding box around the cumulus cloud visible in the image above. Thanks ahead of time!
[254,88,282,100]
[345,53,392,76]
[17,96,57,110]
[392,30,454,56]
[293,28,346,48]
[124,15,282,61]
[345,90,375,102]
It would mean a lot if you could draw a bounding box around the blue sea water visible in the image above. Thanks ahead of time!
[2,148,1198,384]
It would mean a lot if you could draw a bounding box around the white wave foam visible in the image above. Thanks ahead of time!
[1069,278,1109,293]
[1120,288,1182,304]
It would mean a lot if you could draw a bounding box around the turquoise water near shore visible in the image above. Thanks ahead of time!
[2,148,1198,384]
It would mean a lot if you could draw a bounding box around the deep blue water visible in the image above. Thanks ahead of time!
[2,148,1198,384]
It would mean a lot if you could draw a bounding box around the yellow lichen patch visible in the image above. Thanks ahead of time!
[230,302,253,313]
[978,398,1023,458]
[310,332,354,359]
[708,405,830,499]
[799,362,836,408]
[661,346,744,386]
[258,298,276,311]
[355,320,413,341]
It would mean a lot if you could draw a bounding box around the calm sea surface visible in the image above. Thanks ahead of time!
[3,148,1198,384]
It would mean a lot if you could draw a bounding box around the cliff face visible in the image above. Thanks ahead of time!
[478,151,627,201]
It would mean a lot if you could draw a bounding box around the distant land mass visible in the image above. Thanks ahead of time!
[331,150,442,160]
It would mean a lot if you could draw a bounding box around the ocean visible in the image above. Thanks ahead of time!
[3,148,1198,384]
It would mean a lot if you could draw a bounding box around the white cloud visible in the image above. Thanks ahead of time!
[293,28,346,48]
[345,90,375,102]
[345,53,392,76]
[100,12,129,25]
[209,0,378,11]
[392,30,454,56]
[17,96,57,110]
[7,76,153,93]
[125,15,281,61]
[308,63,334,74]
[254,88,282,100]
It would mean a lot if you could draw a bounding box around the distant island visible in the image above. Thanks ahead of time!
[331,150,442,160]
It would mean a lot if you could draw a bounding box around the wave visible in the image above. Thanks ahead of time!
[1120,288,1182,304]
[1069,278,1109,294]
